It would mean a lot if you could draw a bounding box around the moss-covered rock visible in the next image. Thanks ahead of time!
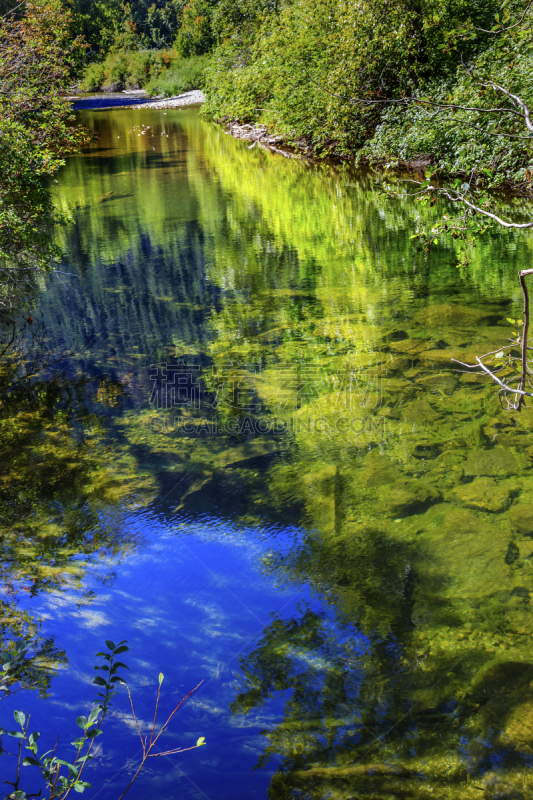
[414,303,492,328]
[451,477,520,513]
[383,477,442,516]
[462,447,528,478]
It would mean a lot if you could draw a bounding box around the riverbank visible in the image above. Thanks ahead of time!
[124,90,204,109]
[71,90,204,111]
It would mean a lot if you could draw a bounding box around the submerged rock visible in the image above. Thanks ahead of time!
[415,303,491,328]
[462,447,527,478]
[502,700,533,750]
[401,398,441,424]
[389,339,429,354]
[384,478,442,516]
[451,477,519,513]
[413,504,509,598]
[509,504,533,536]
[358,453,400,487]
[415,372,459,394]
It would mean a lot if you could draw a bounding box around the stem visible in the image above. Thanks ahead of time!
[149,683,161,747]
[518,269,533,408]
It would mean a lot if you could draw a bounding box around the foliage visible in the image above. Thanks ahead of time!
[175,0,216,57]
[1,640,205,799]
[70,0,185,54]
[0,2,90,311]
[68,0,124,57]
[203,0,499,155]
[361,9,533,189]
[80,47,176,91]
[145,53,209,95]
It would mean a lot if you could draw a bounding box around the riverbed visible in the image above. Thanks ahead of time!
[2,106,533,800]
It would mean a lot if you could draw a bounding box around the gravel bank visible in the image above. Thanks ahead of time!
[124,90,205,109]
[71,90,204,111]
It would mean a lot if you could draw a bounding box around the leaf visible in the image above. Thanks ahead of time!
[158,673,164,686]
[113,646,129,654]
[7,730,25,738]
[92,676,107,686]
[56,759,79,777]
[506,318,516,324]
[14,710,26,728]
[196,737,206,746]
[71,738,85,749]
[86,729,102,739]
[110,662,129,674]
[88,708,100,726]
[494,351,504,359]
[22,756,40,767]
[76,716,88,730]
[105,640,116,651]
[28,731,40,745]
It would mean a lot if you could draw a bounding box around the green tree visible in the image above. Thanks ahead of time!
[0,2,90,312]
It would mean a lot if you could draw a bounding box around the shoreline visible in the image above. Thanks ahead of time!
[70,90,205,111]
[69,95,432,171]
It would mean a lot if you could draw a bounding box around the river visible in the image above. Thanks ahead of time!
[2,106,533,799]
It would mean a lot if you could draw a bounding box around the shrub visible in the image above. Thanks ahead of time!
[79,49,177,92]
[145,54,209,97]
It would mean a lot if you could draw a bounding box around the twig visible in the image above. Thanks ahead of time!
[114,680,204,800]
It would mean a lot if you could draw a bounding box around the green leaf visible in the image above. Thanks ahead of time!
[7,730,25,738]
[71,738,85,749]
[28,731,40,746]
[14,710,26,728]
[88,708,100,726]
[494,351,504,359]
[110,662,129,674]
[113,646,129,654]
[105,640,116,651]
[92,676,107,686]
[22,756,40,767]
[76,716,88,730]
[56,759,79,777]
[158,672,164,685]
[86,729,102,739]
[196,737,206,746]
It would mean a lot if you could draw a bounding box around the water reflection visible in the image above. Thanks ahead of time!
[5,106,533,798]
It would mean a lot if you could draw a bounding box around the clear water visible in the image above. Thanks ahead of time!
[3,107,533,799]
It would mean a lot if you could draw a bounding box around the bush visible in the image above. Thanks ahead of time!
[79,49,177,92]
[145,54,209,97]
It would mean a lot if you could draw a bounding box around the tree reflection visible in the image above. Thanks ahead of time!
[0,314,155,699]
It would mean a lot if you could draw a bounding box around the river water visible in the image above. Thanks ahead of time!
[3,107,533,799]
